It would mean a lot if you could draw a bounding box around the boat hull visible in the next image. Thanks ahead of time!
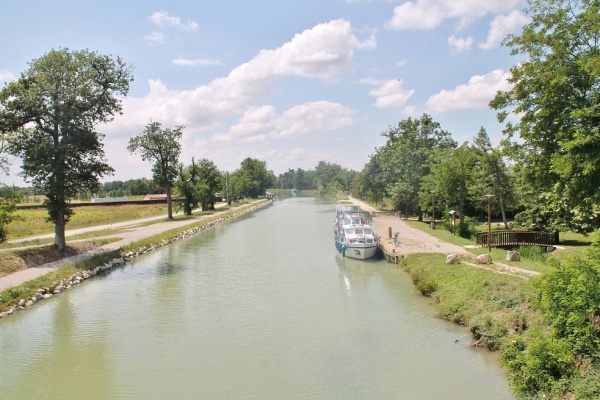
[335,237,378,260]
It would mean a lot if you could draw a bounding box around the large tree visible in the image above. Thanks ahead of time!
[490,0,600,233]
[0,48,133,250]
[372,114,456,219]
[176,158,221,214]
[128,121,182,219]
[420,142,477,224]
[234,157,273,198]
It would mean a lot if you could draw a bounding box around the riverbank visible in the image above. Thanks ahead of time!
[0,200,271,316]
[347,196,541,351]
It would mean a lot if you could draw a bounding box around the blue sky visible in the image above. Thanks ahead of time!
[0,0,528,186]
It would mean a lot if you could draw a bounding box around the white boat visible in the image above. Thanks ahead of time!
[334,202,378,260]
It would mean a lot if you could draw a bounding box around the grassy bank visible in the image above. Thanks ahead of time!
[359,198,600,398]
[402,253,540,350]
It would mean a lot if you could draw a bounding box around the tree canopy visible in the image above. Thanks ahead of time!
[233,157,274,198]
[128,121,182,219]
[371,114,456,218]
[490,0,600,233]
[0,48,133,250]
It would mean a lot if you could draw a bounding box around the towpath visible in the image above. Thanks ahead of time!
[348,196,540,278]
[348,197,472,256]
[0,201,263,291]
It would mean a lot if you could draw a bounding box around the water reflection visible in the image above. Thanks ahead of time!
[0,196,514,399]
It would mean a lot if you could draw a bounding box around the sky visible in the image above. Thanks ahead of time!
[0,0,529,187]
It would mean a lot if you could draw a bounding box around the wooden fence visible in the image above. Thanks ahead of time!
[475,230,555,249]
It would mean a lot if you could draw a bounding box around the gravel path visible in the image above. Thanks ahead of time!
[348,197,540,278]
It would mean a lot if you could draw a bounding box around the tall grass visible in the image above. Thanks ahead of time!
[402,253,540,350]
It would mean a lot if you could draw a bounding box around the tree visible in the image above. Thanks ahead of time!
[128,121,182,219]
[235,157,271,198]
[176,158,221,214]
[175,161,199,216]
[472,127,516,228]
[490,0,600,233]
[127,178,153,196]
[369,114,455,218]
[358,153,386,206]
[420,143,477,224]
[0,48,133,250]
[195,159,221,210]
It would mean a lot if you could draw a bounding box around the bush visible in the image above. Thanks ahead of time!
[470,314,507,351]
[0,196,18,243]
[537,257,600,355]
[519,245,548,262]
[503,333,574,398]
[573,367,600,399]
[408,267,437,296]
[457,216,478,239]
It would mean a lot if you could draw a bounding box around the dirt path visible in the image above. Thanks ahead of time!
[349,197,471,256]
[348,197,540,278]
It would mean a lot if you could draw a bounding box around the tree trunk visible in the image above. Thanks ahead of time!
[499,196,509,229]
[493,164,509,228]
[166,186,173,219]
[54,210,66,251]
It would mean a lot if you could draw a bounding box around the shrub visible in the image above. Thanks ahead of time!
[503,333,574,398]
[408,267,437,296]
[573,367,600,399]
[537,257,600,355]
[456,216,478,239]
[470,314,507,351]
[0,196,18,243]
[519,245,548,262]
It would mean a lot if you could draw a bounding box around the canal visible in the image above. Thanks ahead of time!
[0,196,514,399]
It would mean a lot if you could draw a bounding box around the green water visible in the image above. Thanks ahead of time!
[0,196,514,399]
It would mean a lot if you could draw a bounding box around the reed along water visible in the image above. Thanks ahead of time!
[0,196,514,399]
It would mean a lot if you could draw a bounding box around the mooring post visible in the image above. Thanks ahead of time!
[388,227,392,239]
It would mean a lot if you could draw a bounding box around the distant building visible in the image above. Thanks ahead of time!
[143,194,168,200]
[91,197,129,203]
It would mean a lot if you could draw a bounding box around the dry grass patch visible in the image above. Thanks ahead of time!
[0,241,103,278]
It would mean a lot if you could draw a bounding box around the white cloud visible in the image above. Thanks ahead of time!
[265,19,369,80]
[172,58,221,66]
[425,69,512,112]
[401,105,420,116]
[277,101,355,137]
[149,11,199,31]
[479,10,529,50]
[368,79,415,108]
[448,35,473,53]
[144,31,167,45]
[0,69,15,84]
[217,101,356,143]
[385,1,444,30]
[105,19,365,138]
[385,0,520,31]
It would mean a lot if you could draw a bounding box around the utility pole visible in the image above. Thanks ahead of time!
[485,194,494,252]
[226,172,231,206]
